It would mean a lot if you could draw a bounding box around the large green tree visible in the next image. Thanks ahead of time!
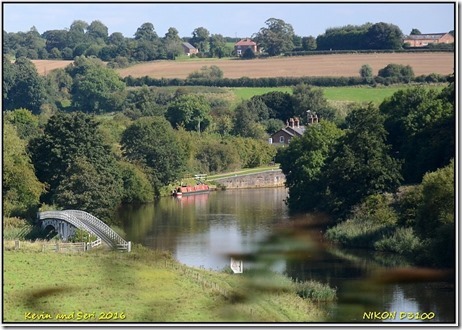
[3,57,47,114]
[163,27,183,60]
[232,99,268,139]
[54,156,122,220]
[28,112,123,215]
[3,122,44,218]
[323,104,402,218]
[121,117,186,193]
[209,34,229,58]
[166,94,212,132]
[253,18,295,56]
[251,91,294,121]
[68,56,126,113]
[379,85,454,183]
[134,22,158,41]
[301,36,317,50]
[365,22,403,49]
[292,84,335,122]
[414,160,454,267]
[86,20,108,42]
[277,121,343,212]
[3,108,40,141]
[190,27,210,53]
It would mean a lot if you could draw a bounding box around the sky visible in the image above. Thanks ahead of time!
[2,2,456,39]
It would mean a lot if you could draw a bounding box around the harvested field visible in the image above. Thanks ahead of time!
[116,53,454,79]
[33,52,454,79]
[32,60,74,75]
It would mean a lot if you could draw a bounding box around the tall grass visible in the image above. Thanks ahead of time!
[293,280,337,302]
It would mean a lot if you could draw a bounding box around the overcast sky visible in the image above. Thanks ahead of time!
[2,2,456,38]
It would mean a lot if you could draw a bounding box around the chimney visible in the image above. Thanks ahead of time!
[289,118,294,128]
[294,117,299,128]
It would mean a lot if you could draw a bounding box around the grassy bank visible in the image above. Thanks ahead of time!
[3,243,329,323]
[207,165,281,181]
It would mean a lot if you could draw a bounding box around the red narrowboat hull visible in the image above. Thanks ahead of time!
[173,184,210,197]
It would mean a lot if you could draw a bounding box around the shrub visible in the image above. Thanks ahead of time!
[377,63,415,80]
[395,185,423,227]
[374,227,423,256]
[359,64,373,80]
[188,65,224,80]
[325,194,397,248]
[293,280,336,302]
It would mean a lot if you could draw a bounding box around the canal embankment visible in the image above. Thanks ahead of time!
[211,169,286,189]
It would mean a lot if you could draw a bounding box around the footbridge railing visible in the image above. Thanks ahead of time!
[38,210,131,252]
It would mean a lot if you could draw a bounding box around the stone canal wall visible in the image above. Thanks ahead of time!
[213,169,286,189]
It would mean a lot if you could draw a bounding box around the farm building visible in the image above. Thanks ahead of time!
[182,42,199,56]
[270,115,318,146]
[403,32,454,47]
[234,38,258,56]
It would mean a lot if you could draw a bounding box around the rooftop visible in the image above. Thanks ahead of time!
[235,38,256,46]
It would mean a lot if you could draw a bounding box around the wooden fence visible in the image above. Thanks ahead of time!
[10,238,102,253]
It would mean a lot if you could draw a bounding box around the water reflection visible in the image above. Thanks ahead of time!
[115,187,455,323]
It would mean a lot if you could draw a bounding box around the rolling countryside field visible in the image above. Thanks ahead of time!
[32,52,454,79]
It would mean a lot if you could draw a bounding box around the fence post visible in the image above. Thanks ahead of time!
[14,240,20,250]
[128,241,131,253]
[56,242,60,252]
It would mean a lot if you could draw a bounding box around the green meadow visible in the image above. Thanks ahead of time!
[3,244,328,323]
[231,85,445,104]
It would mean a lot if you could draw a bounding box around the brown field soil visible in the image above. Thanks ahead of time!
[32,60,74,75]
[116,53,454,79]
[33,52,454,79]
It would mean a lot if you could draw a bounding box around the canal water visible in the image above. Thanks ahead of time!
[115,187,455,323]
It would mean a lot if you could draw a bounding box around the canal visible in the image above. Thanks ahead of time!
[115,187,455,323]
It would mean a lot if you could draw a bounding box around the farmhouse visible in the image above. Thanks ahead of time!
[270,115,318,146]
[182,42,199,56]
[234,38,258,56]
[403,32,454,47]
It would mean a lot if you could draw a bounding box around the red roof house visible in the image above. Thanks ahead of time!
[234,38,258,56]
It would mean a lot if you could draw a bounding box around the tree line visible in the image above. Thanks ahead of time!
[277,76,455,267]
[124,65,449,88]
[4,17,452,63]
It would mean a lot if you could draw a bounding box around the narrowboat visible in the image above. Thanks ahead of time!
[172,183,210,197]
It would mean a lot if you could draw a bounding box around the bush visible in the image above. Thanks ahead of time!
[188,65,223,80]
[374,227,423,256]
[395,185,423,227]
[293,280,336,302]
[377,63,415,80]
[325,194,397,248]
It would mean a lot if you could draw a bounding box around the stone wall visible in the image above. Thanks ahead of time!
[214,169,286,189]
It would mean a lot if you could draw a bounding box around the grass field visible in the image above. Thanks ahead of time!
[3,244,327,323]
[33,52,454,79]
[230,84,445,104]
[232,87,293,100]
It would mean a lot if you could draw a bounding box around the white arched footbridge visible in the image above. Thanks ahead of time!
[38,210,131,252]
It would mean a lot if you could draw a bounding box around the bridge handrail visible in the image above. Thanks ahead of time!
[40,211,115,247]
[39,210,128,250]
[66,210,126,245]
[39,211,94,236]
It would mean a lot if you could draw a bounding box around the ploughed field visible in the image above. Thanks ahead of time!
[33,52,453,79]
